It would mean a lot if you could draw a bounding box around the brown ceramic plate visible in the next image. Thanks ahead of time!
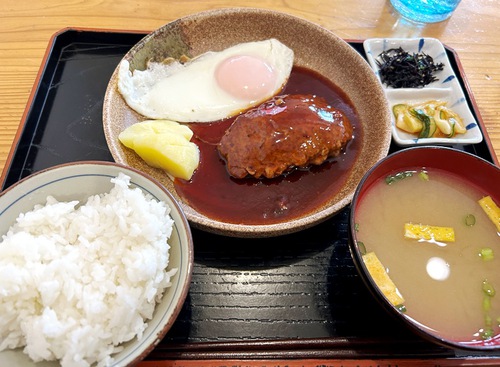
[103,8,391,237]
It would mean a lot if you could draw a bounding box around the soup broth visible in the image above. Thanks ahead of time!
[355,168,500,344]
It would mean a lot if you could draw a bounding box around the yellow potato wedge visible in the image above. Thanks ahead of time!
[118,120,199,180]
[119,119,193,146]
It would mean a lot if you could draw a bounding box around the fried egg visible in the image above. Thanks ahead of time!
[117,39,294,123]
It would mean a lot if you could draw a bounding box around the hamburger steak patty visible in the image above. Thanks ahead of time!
[217,94,353,179]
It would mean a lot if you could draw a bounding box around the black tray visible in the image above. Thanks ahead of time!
[2,28,499,361]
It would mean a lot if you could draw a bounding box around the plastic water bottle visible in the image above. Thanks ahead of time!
[390,0,462,23]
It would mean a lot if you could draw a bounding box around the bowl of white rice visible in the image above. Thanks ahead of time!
[0,161,193,367]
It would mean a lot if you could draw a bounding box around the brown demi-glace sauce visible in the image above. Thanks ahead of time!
[174,66,362,225]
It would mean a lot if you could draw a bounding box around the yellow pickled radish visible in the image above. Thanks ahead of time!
[119,120,200,180]
[404,223,455,242]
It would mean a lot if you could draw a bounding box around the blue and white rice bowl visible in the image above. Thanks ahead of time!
[0,161,193,367]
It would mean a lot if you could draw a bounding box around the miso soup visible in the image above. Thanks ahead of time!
[354,167,500,344]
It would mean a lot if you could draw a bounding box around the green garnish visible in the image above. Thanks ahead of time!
[485,314,493,327]
[357,241,367,255]
[418,171,429,181]
[481,328,495,340]
[480,280,497,340]
[385,170,414,185]
[396,304,407,313]
[480,248,494,262]
[412,109,436,138]
[465,214,476,226]
[482,280,496,297]
[483,296,492,312]
[354,223,360,232]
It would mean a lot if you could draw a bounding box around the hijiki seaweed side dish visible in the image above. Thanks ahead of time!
[376,47,444,88]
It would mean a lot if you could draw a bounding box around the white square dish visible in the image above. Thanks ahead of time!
[363,38,483,146]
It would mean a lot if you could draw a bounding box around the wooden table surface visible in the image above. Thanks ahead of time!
[1,0,499,366]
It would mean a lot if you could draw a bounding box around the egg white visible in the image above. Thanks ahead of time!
[117,39,294,123]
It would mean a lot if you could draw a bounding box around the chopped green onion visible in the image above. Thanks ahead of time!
[385,170,414,185]
[485,314,493,326]
[357,241,367,255]
[480,247,494,261]
[483,280,496,297]
[418,171,429,181]
[396,304,407,313]
[483,296,492,312]
[385,176,396,185]
[397,171,414,180]
[465,214,476,226]
[354,223,360,232]
[481,281,497,341]
[481,328,495,340]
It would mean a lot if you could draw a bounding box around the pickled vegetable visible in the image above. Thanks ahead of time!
[404,223,455,242]
[393,104,422,133]
[392,100,466,138]
[439,107,466,135]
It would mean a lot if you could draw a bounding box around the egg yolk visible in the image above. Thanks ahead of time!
[215,55,278,101]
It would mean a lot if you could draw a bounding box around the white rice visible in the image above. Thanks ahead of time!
[0,173,177,367]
